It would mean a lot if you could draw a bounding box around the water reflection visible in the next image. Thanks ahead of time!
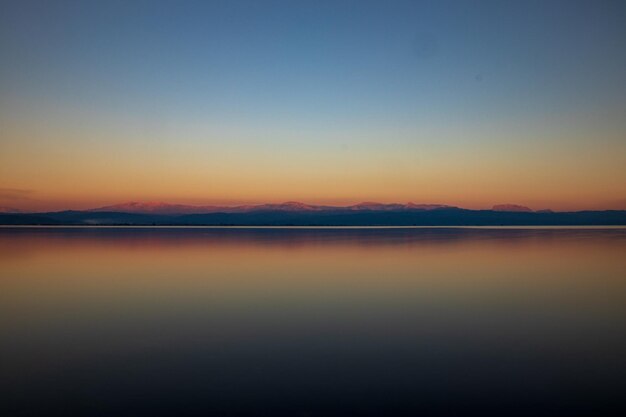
[1,227,625,416]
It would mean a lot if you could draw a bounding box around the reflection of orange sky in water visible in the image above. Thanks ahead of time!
[2,229,625,311]
[1,228,625,368]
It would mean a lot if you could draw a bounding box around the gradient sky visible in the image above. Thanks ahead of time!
[1,0,625,211]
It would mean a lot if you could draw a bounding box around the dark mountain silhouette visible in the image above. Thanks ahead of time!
[0,213,61,225]
[492,204,533,212]
[2,204,625,226]
[91,202,225,215]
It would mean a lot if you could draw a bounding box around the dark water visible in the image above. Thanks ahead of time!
[1,227,625,416]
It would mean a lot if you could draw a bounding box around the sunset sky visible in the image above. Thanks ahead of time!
[1,0,625,212]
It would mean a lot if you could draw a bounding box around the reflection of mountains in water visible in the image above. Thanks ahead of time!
[2,227,626,258]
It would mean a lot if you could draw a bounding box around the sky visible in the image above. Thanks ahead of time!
[1,0,625,211]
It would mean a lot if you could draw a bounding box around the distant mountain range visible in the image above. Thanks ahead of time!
[89,201,454,215]
[1,201,625,226]
[491,204,533,212]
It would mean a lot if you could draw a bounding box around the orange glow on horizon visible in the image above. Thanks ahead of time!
[1,115,625,212]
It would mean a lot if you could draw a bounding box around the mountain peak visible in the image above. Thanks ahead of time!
[492,204,533,212]
[90,201,222,215]
[249,201,321,211]
[350,202,405,210]
[406,203,451,210]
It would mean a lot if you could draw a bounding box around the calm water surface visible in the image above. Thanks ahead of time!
[1,227,625,416]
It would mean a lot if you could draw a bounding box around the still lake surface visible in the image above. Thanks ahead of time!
[1,227,625,416]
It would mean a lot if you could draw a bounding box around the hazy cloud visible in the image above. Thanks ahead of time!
[0,188,34,201]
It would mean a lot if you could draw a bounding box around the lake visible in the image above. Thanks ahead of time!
[1,227,625,416]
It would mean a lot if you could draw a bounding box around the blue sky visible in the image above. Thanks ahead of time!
[1,0,625,210]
